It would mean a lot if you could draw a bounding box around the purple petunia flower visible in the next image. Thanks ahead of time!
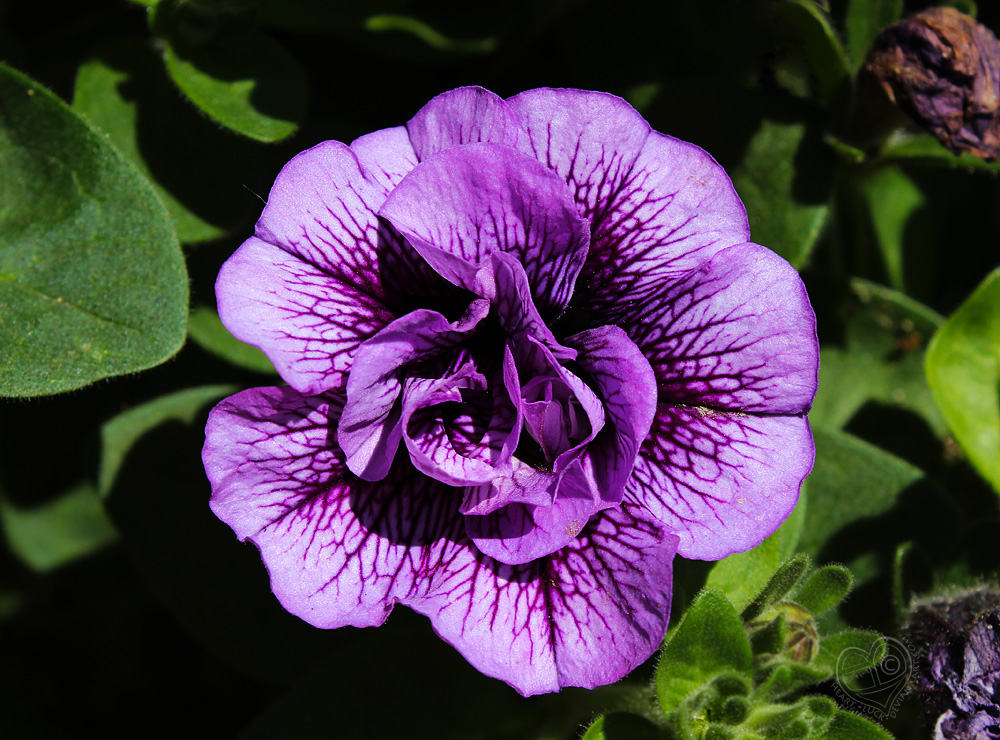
[202,87,818,696]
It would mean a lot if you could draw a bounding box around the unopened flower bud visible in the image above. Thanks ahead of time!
[867,8,1000,160]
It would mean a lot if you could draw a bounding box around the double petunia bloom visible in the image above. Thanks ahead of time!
[202,87,819,696]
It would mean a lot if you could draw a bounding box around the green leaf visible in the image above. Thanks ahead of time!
[582,713,662,740]
[845,0,903,72]
[99,384,236,497]
[187,306,277,375]
[814,631,885,676]
[742,556,810,622]
[163,32,307,143]
[0,483,116,572]
[881,131,1000,170]
[0,63,188,397]
[706,495,806,609]
[754,661,833,702]
[657,589,753,713]
[365,15,498,54]
[811,278,946,435]
[731,118,831,268]
[823,710,893,740]
[799,428,924,556]
[926,267,1000,494]
[73,40,223,243]
[857,166,930,295]
[774,0,851,105]
[792,565,853,614]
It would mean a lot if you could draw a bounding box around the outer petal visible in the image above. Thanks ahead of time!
[218,140,397,393]
[626,406,814,560]
[581,131,751,318]
[217,236,394,394]
[506,88,651,219]
[408,502,678,696]
[507,89,749,322]
[406,86,521,161]
[203,386,464,628]
[338,300,490,481]
[628,243,819,414]
[204,387,678,697]
[379,143,590,317]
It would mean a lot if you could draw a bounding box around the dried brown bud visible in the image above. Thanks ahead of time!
[867,7,1000,160]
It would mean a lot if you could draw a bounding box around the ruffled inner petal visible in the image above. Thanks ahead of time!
[379,143,590,318]
[401,351,522,487]
[338,300,490,481]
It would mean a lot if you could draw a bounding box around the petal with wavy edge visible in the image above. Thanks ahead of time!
[629,243,818,414]
[626,406,813,560]
[567,324,658,505]
[350,125,418,192]
[406,86,521,162]
[465,460,602,564]
[580,131,751,319]
[506,88,651,220]
[401,353,522,486]
[338,300,490,481]
[204,385,465,628]
[217,236,394,394]
[379,143,590,317]
[219,139,424,393]
[411,502,678,696]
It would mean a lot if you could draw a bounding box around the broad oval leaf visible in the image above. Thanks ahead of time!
[163,32,307,143]
[926,267,1000,494]
[0,63,187,397]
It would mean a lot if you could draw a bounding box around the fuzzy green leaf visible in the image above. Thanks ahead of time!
[658,589,753,713]
[0,63,187,396]
[163,32,307,143]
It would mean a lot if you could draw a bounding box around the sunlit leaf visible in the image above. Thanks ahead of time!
[881,131,1000,170]
[926,267,1000,494]
[73,41,223,243]
[858,166,929,294]
[774,0,851,105]
[731,118,831,268]
[0,63,187,397]
[163,32,307,143]
[812,279,945,436]
[657,589,753,713]
[99,384,237,498]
